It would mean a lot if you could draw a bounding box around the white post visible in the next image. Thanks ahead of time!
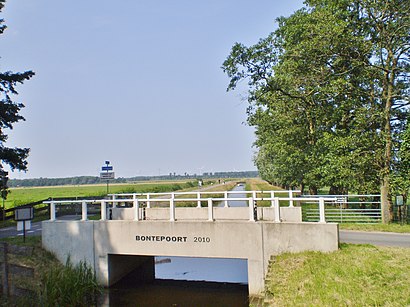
[101,200,106,221]
[207,198,214,221]
[133,195,139,221]
[50,202,56,221]
[82,201,87,221]
[319,197,326,223]
[224,191,228,208]
[270,191,275,207]
[146,193,151,208]
[274,197,281,222]
[249,198,255,222]
[253,191,257,202]
[197,192,201,208]
[112,195,117,208]
[170,193,175,221]
[289,190,294,207]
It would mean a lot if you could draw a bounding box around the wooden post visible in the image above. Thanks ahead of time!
[2,242,9,297]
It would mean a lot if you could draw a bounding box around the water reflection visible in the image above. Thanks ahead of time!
[155,256,248,284]
[104,279,249,307]
[225,183,248,207]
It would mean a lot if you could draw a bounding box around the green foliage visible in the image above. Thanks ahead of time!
[0,2,34,196]
[39,258,101,307]
[391,120,410,198]
[222,0,410,221]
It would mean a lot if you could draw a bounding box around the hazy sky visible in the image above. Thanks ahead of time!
[1,0,303,179]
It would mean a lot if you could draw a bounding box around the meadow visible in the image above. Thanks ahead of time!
[3,180,204,209]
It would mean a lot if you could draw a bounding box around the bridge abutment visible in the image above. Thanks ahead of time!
[42,220,338,296]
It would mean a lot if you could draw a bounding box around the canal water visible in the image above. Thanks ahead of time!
[102,183,249,306]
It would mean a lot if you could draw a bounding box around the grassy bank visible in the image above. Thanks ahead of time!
[245,178,283,192]
[262,244,410,306]
[0,236,101,306]
[339,223,410,233]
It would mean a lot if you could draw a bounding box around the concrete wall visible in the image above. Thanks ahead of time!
[42,221,95,266]
[111,206,302,222]
[42,219,338,296]
[261,207,302,222]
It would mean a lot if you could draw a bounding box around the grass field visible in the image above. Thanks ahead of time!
[262,243,410,306]
[3,180,206,209]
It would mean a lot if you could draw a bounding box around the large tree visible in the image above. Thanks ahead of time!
[0,0,34,197]
[223,0,409,222]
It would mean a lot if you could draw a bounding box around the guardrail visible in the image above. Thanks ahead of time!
[43,190,334,223]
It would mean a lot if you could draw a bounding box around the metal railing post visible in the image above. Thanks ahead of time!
[81,201,88,221]
[274,197,281,222]
[224,191,228,207]
[289,190,294,207]
[101,200,106,221]
[207,198,214,221]
[133,195,139,221]
[270,191,275,207]
[249,198,255,221]
[146,193,151,208]
[170,193,175,221]
[319,197,326,223]
[197,192,201,208]
[50,201,56,221]
[112,195,117,208]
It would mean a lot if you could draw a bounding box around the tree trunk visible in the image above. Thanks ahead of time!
[380,52,396,224]
[381,177,393,223]
[309,186,318,195]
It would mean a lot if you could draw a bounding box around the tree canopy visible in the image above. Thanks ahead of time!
[0,0,34,197]
[223,0,409,222]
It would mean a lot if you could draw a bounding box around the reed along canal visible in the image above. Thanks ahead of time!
[100,184,250,306]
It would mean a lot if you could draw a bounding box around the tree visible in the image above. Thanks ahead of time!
[223,0,409,222]
[392,119,410,202]
[0,0,34,197]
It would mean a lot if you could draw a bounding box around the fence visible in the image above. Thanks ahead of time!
[9,192,407,224]
[0,196,104,222]
[301,194,382,223]
[0,242,35,298]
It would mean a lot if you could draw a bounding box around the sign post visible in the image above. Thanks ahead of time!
[100,161,114,194]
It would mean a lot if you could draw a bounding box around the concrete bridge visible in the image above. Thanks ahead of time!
[42,190,339,296]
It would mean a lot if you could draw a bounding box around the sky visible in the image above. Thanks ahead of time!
[1,0,303,179]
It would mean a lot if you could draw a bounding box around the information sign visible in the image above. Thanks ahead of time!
[15,207,34,221]
[17,221,31,231]
[100,172,115,180]
[396,195,404,206]
[14,207,34,242]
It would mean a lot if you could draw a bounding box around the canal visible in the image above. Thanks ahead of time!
[101,183,250,306]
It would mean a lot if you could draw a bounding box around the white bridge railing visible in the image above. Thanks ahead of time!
[43,190,336,223]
